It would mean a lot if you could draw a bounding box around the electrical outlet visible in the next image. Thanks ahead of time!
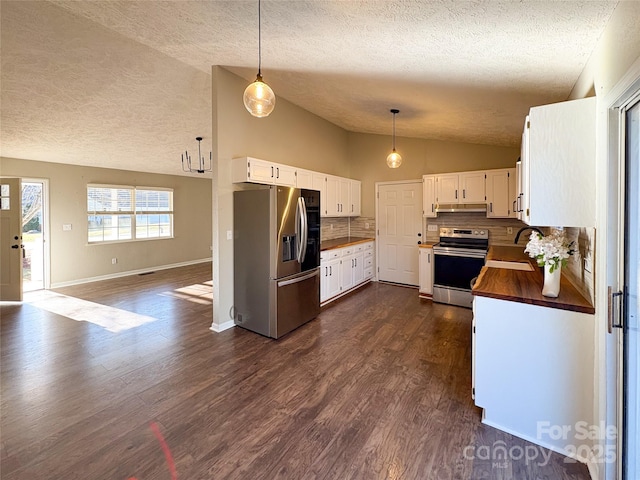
[330,224,334,230]
[365,222,370,229]
[507,227,513,234]
[111,258,117,265]
[427,224,438,232]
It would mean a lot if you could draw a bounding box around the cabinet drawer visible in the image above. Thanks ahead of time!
[365,257,373,268]
[364,267,374,278]
[364,249,373,258]
[342,247,354,256]
[354,244,364,252]
[364,242,374,250]
[320,250,341,260]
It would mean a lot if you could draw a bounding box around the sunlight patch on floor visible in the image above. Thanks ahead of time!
[25,290,158,333]
[160,281,213,305]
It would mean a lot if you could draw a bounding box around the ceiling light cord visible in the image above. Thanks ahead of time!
[243,0,275,117]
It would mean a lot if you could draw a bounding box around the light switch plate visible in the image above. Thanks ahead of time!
[62,224,72,231]
[226,230,233,240]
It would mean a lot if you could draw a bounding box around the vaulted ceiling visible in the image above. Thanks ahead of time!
[0,1,620,176]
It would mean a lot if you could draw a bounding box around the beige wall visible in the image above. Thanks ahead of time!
[347,132,520,217]
[211,67,349,329]
[0,157,212,286]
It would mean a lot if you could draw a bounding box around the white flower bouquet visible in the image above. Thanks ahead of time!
[524,231,575,273]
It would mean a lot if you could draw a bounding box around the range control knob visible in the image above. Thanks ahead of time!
[480,230,486,235]
[473,230,479,235]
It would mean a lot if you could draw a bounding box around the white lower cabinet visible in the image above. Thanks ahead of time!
[418,245,433,297]
[473,295,595,455]
[321,241,374,305]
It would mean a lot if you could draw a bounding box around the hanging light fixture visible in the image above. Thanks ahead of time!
[181,137,212,174]
[386,109,402,168]
[243,0,276,118]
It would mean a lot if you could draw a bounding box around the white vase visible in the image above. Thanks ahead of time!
[542,263,561,298]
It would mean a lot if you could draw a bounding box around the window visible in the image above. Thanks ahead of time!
[87,185,173,243]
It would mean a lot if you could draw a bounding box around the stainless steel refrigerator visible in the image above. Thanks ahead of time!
[233,186,320,338]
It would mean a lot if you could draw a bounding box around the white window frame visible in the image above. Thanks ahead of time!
[87,184,174,244]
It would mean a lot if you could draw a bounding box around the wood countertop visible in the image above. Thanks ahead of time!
[418,242,438,248]
[321,236,374,251]
[472,245,595,314]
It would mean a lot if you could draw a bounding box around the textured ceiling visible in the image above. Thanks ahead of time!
[0,0,620,177]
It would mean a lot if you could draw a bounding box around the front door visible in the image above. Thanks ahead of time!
[0,178,23,301]
[377,181,423,286]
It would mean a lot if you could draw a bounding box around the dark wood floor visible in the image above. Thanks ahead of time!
[1,263,590,479]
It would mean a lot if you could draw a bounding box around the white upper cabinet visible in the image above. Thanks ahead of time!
[486,168,516,218]
[436,174,460,203]
[232,158,361,218]
[460,171,486,203]
[349,179,361,217]
[422,175,436,217]
[523,97,596,227]
[232,157,296,187]
[296,168,314,189]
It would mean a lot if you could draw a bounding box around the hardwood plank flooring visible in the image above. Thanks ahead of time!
[0,263,591,479]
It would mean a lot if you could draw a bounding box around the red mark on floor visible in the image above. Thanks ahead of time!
[127,422,177,480]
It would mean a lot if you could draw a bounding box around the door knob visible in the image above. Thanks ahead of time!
[417,233,422,237]
[417,241,422,245]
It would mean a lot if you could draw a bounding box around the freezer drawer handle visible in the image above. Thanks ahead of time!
[277,270,319,287]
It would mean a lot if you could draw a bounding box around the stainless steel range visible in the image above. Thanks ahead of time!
[432,227,489,308]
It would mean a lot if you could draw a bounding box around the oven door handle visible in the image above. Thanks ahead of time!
[433,249,486,259]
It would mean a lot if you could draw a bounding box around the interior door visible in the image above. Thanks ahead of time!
[0,178,23,301]
[377,181,423,285]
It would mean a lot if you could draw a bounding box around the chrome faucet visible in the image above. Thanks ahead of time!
[514,226,544,244]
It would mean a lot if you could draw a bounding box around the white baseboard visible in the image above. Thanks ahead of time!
[50,258,212,288]
[210,320,235,333]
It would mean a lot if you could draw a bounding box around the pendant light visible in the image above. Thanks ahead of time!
[386,109,402,168]
[243,0,276,118]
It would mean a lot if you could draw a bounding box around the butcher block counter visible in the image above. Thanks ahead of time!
[321,236,374,251]
[472,245,594,314]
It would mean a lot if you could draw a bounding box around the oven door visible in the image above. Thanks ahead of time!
[433,247,486,307]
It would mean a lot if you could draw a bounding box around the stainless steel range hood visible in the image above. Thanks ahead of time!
[435,203,487,213]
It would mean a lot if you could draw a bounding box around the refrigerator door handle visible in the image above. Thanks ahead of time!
[296,196,308,263]
[277,269,318,287]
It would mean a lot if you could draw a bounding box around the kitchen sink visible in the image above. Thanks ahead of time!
[485,260,534,271]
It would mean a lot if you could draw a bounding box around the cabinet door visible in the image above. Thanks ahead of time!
[349,180,361,217]
[312,173,327,217]
[325,176,340,217]
[248,158,276,184]
[436,174,459,203]
[460,171,486,203]
[486,170,510,218]
[320,261,330,303]
[340,254,355,292]
[419,247,433,296]
[296,169,314,189]
[324,258,341,301]
[274,164,296,186]
[515,160,523,220]
[422,175,437,217]
[508,167,517,218]
[520,116,531,224]
[353,251,365,286]
[339,178,350,216]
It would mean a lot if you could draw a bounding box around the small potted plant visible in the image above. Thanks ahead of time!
[524,230,575,297]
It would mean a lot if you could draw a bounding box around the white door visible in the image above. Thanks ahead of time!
[0,178,23,301]
[377,181,423,285]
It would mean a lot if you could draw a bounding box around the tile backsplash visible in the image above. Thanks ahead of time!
[320,216,376,242]
[424,212,530,246]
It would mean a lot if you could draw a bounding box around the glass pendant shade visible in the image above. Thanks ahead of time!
[386,150,402,168]
[243,74,276,118]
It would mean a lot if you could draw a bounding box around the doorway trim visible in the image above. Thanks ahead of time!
[598,56,640,480]
[374,179,424,284]
[22,177,50,291]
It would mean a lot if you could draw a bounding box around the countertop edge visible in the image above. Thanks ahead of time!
[321,236,375,251]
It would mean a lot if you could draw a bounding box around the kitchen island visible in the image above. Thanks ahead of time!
[471,245,596,467]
